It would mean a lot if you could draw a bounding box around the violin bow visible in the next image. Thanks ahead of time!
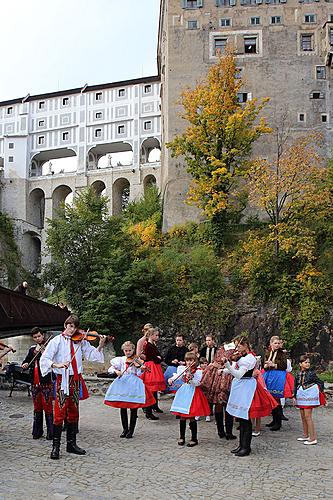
[170,361,196,385]
[25,334,55,369]
[119,352,146,377]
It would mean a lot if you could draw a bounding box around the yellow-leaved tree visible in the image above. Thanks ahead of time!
[167,52,271,242]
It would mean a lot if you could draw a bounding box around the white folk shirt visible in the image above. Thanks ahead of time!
[108,356,142,376]
[169,366,203,387]
[40,334,104,395]
[223,353,257,379]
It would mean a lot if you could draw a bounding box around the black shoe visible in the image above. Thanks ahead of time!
[50,425,62,460]
[234,448,251,457]
[178,439,185,446]
[153,407,164,413]
[218,431,226,439]
[146,413,159,421]
[187,440,198,447]
[126,430,134,439]
[226,434,237,440]
[66,423,86,455]
[120,430,128,438]
[270,424,281,431]
[231,445,242,454]
[281,414,288,421]
[266,421,274,427]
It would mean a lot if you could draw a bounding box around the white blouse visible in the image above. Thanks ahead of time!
[169,366,202,387]
[108,356,142,376]
[224,353,256,380]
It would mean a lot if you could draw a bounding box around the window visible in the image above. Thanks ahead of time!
[214,37,228,55]
[94,129,102,138]
[250,17,260,25]
[144,121,152,131]
[271,16,282,24]
[310,91,324,99]
[95,92,102,101]
[144,84,152,93]
[62,97,69,106]
[38,136,45,145]
[240,0,256,5]
[7,107,13,115]
[182,0,203,8]
[8,142,14,149]
[38,119,45,127]
[330,14,333,22]
[62,132,69,141]
[118,125,125,134]
[220,18,231,27]
[118,89,125,97]
[301,34,313,51]
[244,37,257,54]
[95,112,103,119]
[8,156,14,163]
[187,20,198,29]
[38,101,45,109]
[216,0,236,5]
[304,14,316,23]
[298,113,305,122]
[237,92,251,103]
[330,28,333,46]
[316,66,326,80]
[321,114,328,123]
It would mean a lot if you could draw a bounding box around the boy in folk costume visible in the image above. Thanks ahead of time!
[21,327,54,440]
[40,314,106,459]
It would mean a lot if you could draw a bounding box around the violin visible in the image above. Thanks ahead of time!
[71,330,115,343]
[0,341,16,353]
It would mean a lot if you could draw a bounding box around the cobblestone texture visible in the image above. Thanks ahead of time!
[0,390,332,500]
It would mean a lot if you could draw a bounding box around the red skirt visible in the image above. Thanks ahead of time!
[104,386,156,409]
[297,391,326,409]
[141,362,166,392]
[249,382,278,419]
[172,387,211,419]
[284,372,294,398]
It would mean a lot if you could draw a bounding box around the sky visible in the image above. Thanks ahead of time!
[0,0,160,101]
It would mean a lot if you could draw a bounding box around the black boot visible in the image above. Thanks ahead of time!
[146,406,159,420]
[153,392,163,413]
[231,420,243,453]
[32,411,43,439]
[215,411,226,438]
[270,406,282,431]
[66,422,86,455]
[120,409,128,438]
[50,424,62,460]
[178,419,186,445]
[187,420,198,447]
[235,419,252,457]
[225,410,237,440]
[45,413,53,440]
[126,410,137,438]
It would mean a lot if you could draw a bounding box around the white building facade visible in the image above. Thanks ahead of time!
[0,76,161,273]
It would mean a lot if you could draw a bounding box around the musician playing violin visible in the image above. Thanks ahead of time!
[21,327,54,440]
[0,341,15,368]
[40,314,107,460]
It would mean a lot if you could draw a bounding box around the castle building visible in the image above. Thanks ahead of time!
[0,77,161,273]
[158,0,333,229]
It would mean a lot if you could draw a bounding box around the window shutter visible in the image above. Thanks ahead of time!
[197,0,203,6]
[181,0,187,7]
[256,0,263,4]
[230,0,236,4]
[280,0,287,3]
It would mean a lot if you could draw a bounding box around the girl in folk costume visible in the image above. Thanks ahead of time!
[223,338,277,457]
[263,336,294,431]
[293,355,326,445]
[104,341,155,438]
[40,315,106,460]
[200,342,237,440]
[142,328,166,419]
[169,352,211,447]
[136,323,153,356]
[21,327,54,440]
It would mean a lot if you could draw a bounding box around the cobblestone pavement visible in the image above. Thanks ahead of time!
[0,390,332,500]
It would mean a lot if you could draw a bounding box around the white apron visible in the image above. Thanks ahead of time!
[296,384,320,407]
[226,378,257,420]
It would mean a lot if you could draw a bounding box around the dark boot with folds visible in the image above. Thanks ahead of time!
[235,419,252,457]
[120,409,128,438]
[187,420,198,447]
[178,419,186,445]
[126,410,137,438]
[231,421,243,453]
[50,424,62,460]
[45,413,54,440]
[270,406,282,431]
[32,411,44,439]
[225,410,237,440]
[66,422,86,455]
[215,411,225,438]
[145,406,159,420]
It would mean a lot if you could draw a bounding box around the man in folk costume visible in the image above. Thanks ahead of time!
[40,314,106,459]
[22,327,54,440]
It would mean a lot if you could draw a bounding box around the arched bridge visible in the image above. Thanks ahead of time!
[0,286,69,339]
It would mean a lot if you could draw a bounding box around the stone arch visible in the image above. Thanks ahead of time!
[112,177,130,215]
[143,174,157,191]
[22,232,41,273]
[28,188,45,228]
[88,142,133,170]
[141,137,161,164]
[30,148,77,177]
[52,184,73,213]
[91,180,106,197]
